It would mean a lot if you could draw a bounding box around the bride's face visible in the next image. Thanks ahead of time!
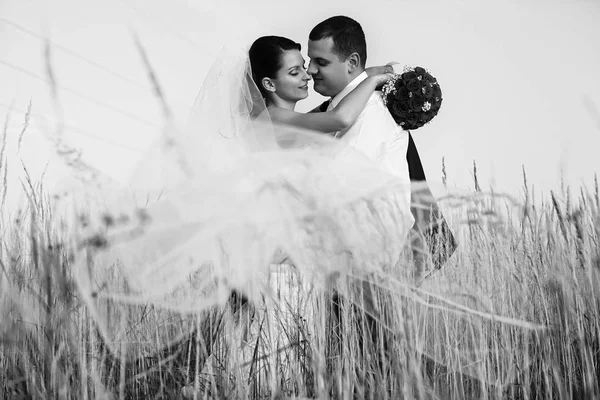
[271,50,311,102]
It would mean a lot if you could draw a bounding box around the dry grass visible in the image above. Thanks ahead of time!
[1,160,599,399]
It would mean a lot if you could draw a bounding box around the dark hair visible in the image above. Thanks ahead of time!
[309,16,366,68]
[249,36,301,97]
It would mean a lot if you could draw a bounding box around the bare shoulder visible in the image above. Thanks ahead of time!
[267,107,295,124]
[269,107,302,118]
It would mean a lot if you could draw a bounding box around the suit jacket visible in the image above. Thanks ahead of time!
[405,133,457,270]
[318,99,457,269]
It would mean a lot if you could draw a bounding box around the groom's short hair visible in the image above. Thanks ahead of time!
[309,16,367,68]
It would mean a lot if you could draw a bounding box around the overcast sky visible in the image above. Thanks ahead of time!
[1,0,599,210]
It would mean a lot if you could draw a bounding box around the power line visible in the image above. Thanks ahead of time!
[0,101,143,153]
[0,17,190,110]
[0,58,163,130]
[1,17,150,93]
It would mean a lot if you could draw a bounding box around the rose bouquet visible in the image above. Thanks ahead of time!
[381,66,442,130]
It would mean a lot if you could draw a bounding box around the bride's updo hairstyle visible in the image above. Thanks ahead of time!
[249,36,301,98]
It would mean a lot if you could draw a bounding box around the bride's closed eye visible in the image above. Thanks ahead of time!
[290,65,308,76]
[295,62,307,73]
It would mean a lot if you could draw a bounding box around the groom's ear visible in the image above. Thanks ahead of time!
[261,77,276,94]
[346,52,361,73]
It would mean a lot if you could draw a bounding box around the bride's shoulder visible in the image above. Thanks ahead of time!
[266,107,298,123]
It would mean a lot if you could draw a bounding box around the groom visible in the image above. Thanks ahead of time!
[308,15,458,392]
[307,15,456,279]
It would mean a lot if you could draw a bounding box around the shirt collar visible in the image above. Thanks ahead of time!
[330,71,368,109]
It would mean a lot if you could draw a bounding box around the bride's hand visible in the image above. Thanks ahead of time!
[385,61,403,74]
[365,65,395,77]
[369,72,396,89]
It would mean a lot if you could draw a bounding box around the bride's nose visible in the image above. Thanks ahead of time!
[302,70,312,81]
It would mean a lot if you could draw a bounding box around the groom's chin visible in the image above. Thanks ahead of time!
[312,81,328,97]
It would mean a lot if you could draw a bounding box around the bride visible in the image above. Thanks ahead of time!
[189,36,415,395]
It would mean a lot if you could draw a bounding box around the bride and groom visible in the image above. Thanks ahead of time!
[177,15,457,396]
[249,15,455,276]
[68,14,460,399]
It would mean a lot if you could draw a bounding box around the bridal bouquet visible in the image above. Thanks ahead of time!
[381,66,442,130]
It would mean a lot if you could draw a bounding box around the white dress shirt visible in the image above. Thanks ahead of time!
[328,71,412,190]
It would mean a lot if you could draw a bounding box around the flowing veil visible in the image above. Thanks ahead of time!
[63,42,543,396]
[71,43,417,357]
[127,44,276,193]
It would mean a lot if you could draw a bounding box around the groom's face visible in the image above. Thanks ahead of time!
[307,37,351,98]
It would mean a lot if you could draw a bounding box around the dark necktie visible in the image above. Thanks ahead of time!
[318,99,331,112]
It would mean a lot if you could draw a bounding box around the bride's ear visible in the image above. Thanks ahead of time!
[261,77,276,93]
[347,52,361,73]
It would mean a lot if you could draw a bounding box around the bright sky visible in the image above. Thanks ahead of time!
[1,0,599,211]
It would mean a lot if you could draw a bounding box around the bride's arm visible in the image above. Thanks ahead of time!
[269,73,392,133]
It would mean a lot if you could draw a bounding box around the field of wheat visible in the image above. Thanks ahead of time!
[1,123,599,400]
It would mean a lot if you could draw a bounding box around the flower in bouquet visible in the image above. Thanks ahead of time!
[381,66,442,130]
